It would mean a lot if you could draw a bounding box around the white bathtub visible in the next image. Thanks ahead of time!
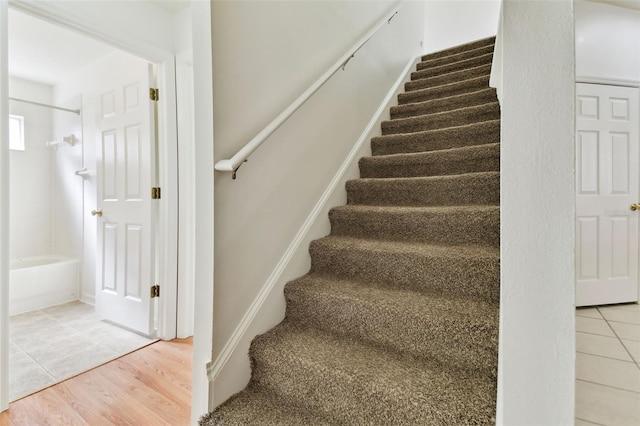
[10,256,79,316]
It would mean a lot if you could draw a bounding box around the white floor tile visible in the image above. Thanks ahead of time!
[576,316,616,337]
[576,380,640,426]
[621,339,640,365]
[577,308,603,319]
[8,301,157,401]
[576,332,634,361]
[9,351,55,401]
[598,307,640,325]
[616,303,640,312]
[609,321,640,342]
[576,352,640,392]
[40,345,119,381]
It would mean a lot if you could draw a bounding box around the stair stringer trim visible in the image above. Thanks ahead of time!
[206,54,421,408]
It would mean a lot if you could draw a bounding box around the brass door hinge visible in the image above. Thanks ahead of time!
[151,187,161,200]
[150,284,160,298]
[149,88,159,102]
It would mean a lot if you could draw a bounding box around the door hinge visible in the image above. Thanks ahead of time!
[151,187,161,199]
[150,284,160,298]
[149,88,159,102]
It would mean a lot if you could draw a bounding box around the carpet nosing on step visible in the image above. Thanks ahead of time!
[384,101,500,127]
[361,142,500,162]
[372,118,501,143]
[392,87,496,110]
[411,53,493,81]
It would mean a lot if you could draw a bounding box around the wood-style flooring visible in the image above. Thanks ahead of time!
[0,337,192,426]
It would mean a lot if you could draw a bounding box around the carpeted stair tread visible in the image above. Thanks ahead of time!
[405,63,491,92]
[285,274,499,376]
[382,102,500,135]
[417,43,495,71]
[421,36,495,61]
[199,387,332,426]
[391,88,497,120]
[309,235,500,303]
[398,75,490,105]
[412,53,493,80]
[359,143,500,178]
[249,323,497,425]
[372,119,500,155]
[346,171,500,207]
[329,203,499,246]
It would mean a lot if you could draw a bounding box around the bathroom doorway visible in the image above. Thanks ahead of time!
[5,6,178,401]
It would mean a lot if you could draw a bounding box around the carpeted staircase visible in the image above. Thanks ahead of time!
[202,36,500,425]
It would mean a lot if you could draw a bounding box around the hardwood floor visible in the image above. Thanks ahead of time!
[0,338,192,426]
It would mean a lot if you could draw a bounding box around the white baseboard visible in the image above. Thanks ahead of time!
[80,294,95,306]
[207,54,421,407]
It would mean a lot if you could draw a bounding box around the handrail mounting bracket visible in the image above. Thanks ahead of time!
[232,160,248,180]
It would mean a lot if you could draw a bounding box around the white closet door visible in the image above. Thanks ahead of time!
[576,83,640,307]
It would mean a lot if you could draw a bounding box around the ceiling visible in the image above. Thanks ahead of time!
[8,9,115,86]
[8,1,190,87]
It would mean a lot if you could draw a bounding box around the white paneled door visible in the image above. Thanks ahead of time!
[576,83,640,307]
[95,55,157,335]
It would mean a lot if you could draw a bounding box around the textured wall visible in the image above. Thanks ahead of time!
[498,0,576,423]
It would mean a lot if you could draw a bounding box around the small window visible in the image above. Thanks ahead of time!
[9,114,25,151]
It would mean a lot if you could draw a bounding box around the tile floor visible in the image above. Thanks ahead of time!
[9,300,156,401]
[575,303,640,425]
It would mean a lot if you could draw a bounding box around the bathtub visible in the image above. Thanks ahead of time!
[10,256,79,316]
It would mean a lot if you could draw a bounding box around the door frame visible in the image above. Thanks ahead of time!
[5,1,180,337]
[1,0,10,413]
[0,0,197,412]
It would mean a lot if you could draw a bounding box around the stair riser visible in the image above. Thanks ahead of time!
[382,104,500,135]
[284,283,499,377]
[405,64,491,92]
[421,37,495,61]
[417,44,495,70]
[372,120,500,156]
[346,173,500,207]
[412,53,493,81]
[398,76,490,105]
[391,89,497,120]
[309,243,500,303]
[329,207,500,246]
[249,330,497,425]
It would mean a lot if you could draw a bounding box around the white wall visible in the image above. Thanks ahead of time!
[497,0,575,424]
[575,1,640,84]
[8,77,53,260]
[423,0,501,54]
[51,97,83,262]
[210,0,423,408]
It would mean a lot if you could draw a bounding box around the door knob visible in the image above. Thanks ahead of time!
[631,204,640,212]
[91,209,103,217]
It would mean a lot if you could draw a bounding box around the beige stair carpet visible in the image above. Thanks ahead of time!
[201,35,500,425]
